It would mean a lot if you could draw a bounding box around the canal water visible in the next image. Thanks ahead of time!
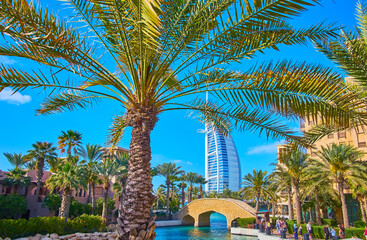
[155,213,256,240]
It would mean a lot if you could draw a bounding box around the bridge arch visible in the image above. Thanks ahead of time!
[173,198,256,229]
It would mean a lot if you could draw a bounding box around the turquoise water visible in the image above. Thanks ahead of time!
[155,213,256,240]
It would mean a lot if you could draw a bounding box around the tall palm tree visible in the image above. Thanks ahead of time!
[57,130,83,156]
[95,155,125,224]
[179,180,187,208]
[309,143,367,228]
[27,142,58,200]
[277,147,308,224]
[2,168,31,194]
[78,144,103,212]
[154,163,183,218]
[241,169,270,213]
[46,160,86,221]
[196,175,207,199]
[3,153,29,169]
[2,1,367,238]
[182,172,199,203]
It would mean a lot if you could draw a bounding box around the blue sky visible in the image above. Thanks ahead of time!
[0,0,358,189]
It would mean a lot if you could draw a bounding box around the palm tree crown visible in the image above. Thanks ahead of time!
[3,153,29,169]
[57,130,83,156]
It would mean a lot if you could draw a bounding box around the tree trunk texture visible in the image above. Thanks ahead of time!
[91,182,96,215]
[181,183,185,208]
[293,182,302,224]
[360,199,367,223]
[117,108,158,240]
[59,188,71,220]
[119,176,127,218]
[309,208,314,224]
[364,196,367,221]
[102,184,109,224]
[314,191,322,225]
[288,187,294,221]
[272,201,276,216]
[166,180,170,218]
[189,186,193,202]
[339,181,350,228]
[255,192,260,213]
[87,183,92,204]
[34,157,45,200]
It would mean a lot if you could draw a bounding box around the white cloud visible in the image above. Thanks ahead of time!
[246,141,284,155]
[0,56,17,65]
[0,88,32,105]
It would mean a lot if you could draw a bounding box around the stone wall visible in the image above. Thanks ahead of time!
[12,232,119,240]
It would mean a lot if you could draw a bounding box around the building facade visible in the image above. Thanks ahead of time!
[204,125,242,193]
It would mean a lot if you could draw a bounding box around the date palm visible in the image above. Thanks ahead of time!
[309,143,367,228]
[95,155,125,224]
[277,147,308,224]
[114,152,130,217]
[154,163,183,218]
[57,130,83,156]
[179,180,187,208]
[78,144,103,213]
[2,167,31,194]
[3,153,29,169]
[181,172,199,203]
[2,1,367,238]
[46,159,86,221]
[27,142,58,200]
[196,175,207,199]
[241,169,270,213]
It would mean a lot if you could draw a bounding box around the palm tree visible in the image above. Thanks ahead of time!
[241,169,270,213]
[154,163,183,218]
[3,168,31,194]
[46,160,86,221]
[78,144,103,213]
[114,152,130,217]
[27,142,58,200]
[2,1,367,238]
[182,172,199,203]
[57,130,83,156]
[3,153,29,169]
[309,143,367,228]
[154,187,165,211]
[196,175,207,199]
[179,180,187,208]
[277,147,308,224]
[95,155,125,224]
[351,184,367,223]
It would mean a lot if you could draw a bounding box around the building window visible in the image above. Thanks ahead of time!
[358,142,367,148]
[327,134,334,139]
[338,132,346,138]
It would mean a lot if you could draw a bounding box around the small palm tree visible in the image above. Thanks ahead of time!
[3,153,29,169]
[27,142,58,199]
[277,147,308,224]
[196,175,207,199]
[46,160,86,221]
[309,143,367,228]
[241,169,270,213]
[179,180,187,208]
[154,187,165,211]
[114,152,129,217]
[95,155,125,224]
[181,172,199,203]
[3,168,31,194]
[57,130,83,156]
[78,144,103,213]
[154,163,183,218]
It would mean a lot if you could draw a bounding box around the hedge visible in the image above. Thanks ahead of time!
[0,214,105,239]
[354,220,366,228]
[322,218,337,227]
[236,217,256,228]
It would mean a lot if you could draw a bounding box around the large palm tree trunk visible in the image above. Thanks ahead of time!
[34,157,45,200]
[59,188,71,220]
[255,192,260,213]
[339,181,350,228]
[293,182,302,224]
[117,109,157,240]
[199,184,203,199]
[91,182,96,215]
[287,187,294,221]
[102,184,109,224]
[166,180,170,218]
[364,196,367,220]
[359,199,367,223]
[87,182,92,204]
[181,183,185,208]
[189,186,193,202]
[314,191,322,225]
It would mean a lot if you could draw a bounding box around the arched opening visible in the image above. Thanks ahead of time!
[197,211,227,229]
[182,214,195,226]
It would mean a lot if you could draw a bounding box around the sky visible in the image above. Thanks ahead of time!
[0,0,359,189]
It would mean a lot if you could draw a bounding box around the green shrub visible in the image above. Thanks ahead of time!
[345,228,364,239]
[0,215,104,239]
[0,194,27,219]
[236,217,256,228]
[354,220,366,228]
[321,218,337,226]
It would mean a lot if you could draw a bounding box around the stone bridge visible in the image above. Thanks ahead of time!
[173,198,256,228]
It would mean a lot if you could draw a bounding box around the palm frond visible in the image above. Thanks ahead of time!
[107,114,128,148]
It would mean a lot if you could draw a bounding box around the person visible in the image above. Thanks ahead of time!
[307,222,313,240]
[276,219,281,234]
[299,225,303,240]
[331,228,337,240]
[338,224,345,239]
[294,224,299,240]
[364,226,367,240]
[324,224,330,240]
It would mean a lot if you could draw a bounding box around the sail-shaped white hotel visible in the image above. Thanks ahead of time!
[204,124,242,193]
